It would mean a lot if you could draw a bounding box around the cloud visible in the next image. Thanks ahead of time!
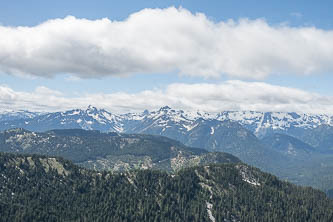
[0,7,333,79]
[0,81,332,114]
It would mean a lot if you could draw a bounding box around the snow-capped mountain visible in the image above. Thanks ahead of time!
[124,108,333,141]
[0,106,290,170]
[125,106,212,142]
[2,106,333,191]
[216,111,333,138]
[125,107,333,137]
[0,105,124,132]
[0,110,42,122]
[1,106,332,138]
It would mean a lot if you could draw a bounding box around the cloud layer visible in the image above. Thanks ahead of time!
[0,81,332,114]
[1,7,333,79]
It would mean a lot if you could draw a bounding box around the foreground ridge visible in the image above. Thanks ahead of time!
[0,152,332,222]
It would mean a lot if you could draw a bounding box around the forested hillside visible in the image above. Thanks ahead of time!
[1,153,332,222]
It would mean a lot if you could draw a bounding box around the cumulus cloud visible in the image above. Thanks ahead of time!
[0,81,332,114]
[0,7,333,79]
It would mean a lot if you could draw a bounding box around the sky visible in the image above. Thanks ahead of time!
[0,0,333,114]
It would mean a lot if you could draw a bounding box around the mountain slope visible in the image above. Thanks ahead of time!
[0,128,240,172]
[216,111,333,138]
[1,152,333,222]
[298,125,333,153]
[261,133,315,158]
[0,110,41,122]
[183,119,288,172]
[123,107,287,172]
[0,105,123,132]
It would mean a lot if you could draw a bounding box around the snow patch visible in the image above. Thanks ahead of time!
[287,143,296,156]
[237,165,261,186]
[206,202,216,222]
[183,123,198,131]
[210,127,215,135]
[68,110,80,115]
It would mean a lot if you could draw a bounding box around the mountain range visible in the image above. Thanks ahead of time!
[1,105,332,138]
[2,106,333,154]
[1,106,333,192]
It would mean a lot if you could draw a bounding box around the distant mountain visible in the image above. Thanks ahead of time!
[1,106,332,138]
[0,106,288,169]
[0,128,240,172]
[261,133,315,159]
[2,106,333,192]
[0,110,41,122]
[298,125,333,153]
[0,108,286,172]
[181,119,288,171]
[1,152,333,221]
[0,105,123,132]
[124,107,286,171]
[125,106,205,143]
[215,111,333,138]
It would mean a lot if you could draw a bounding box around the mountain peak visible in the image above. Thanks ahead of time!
[86,105,98,112]
[159,106,172,111]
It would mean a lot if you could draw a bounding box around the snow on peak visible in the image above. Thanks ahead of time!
[159,106,172,111]
[2,106,333,135]
[0,110,42,121]
[86,105,98,112]
[146,106,213,122]
[216,110,333,136]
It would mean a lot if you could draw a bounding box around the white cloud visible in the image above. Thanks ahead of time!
[0,81,332,114]
[0,7,333,79]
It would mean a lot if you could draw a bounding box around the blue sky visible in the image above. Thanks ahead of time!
[0,0,333,113]
[1,0,333,28]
